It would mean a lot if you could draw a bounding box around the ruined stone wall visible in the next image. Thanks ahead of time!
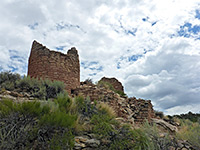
[72,83,155,124]
[99,77,124,93]
[127,97,155,123]
[28,41,80,94]
[73,83,119,102]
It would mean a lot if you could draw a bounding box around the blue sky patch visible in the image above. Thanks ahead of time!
[142,17,157,26]
[28,22,38,30]
[55,46,66,51]
[10,56,24,62]
[152,21,157,26]
[116,54,143,69]
[89,73,97,76]
[8,65,18,72]
[9,49,18,54]
[96,66,103,71]
[89,66,103,71]
[142,17,149,22]
[178,22,200,38]
[195,10,200,20]
[144,49,153,54]
[117,62,121,69]
[117,18,137,36]
[190,25,200,34]
[142,18,147,22]
[89,67,97,70]
[56,23,80,31]
[9,50,25,62]
[81,61,103,71]
[128,55,143,62]
[126,28,137,36]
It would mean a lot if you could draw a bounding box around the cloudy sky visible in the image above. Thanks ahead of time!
[0,0,200,115]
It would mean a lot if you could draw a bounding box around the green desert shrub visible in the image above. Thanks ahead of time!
[154,110,164,119]
[173,111,200,123]
[0,98,18,116]
[16,76,46,99]
[132,128,154,150]
[0,99,51,149]
[97,102,116,118]
[0,97,77,149]
[109,124,135,150]
[69,96,85,116]
[0,71,21,90]
[141,121,173,150]
[97,81,115,91]
[177,119,200,149]
[40,111,77,128]
[40,94,77,128]
[0,112,38,149]
[0,71,65,100]
[109,120,173,150]
[43,79,65,99]
[115,90,127,97]
[100,123,154,150]
[55,92,72,113]
[91,105,118,137]
[19,101,50,117]
[75,96,98,118]
[109,123,155,150]
[75,96,85,110]
[0,98,50,117]
[49,132,75,150]
[16,76,65,100]
[91,114,115,137]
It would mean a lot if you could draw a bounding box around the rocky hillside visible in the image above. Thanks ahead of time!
[0,71,199,150]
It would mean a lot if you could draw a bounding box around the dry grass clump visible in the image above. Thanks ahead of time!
[177,119,200,149]
[97,102,116,118]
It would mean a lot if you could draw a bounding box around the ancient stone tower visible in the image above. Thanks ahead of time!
[28,40,80,94]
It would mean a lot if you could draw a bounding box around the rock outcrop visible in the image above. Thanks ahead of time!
[152,118,178,132]
[74,136,100,149]
[28,41,80,94]
[0,90,35,101]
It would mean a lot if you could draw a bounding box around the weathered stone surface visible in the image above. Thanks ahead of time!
[127,97,155,123]
[152,118,178,132]
[99,77,124,93]
[28,40,80,94]
[0,90,38,102]
[74,136,100,149]
[175,140,196,150]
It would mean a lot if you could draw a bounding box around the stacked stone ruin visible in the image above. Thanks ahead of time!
[99,77,124,93]
[28,41,80,94]
[127,97,155,123]
[72,81,155,124]
[27,41,155,124]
